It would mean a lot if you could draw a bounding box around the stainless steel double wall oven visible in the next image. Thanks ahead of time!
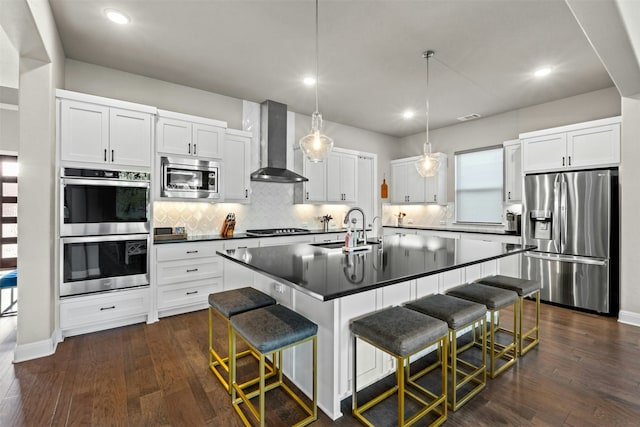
[60,168,151,297]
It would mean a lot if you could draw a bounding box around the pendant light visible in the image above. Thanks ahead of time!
[299,0,334,162]
[415,50,440,178]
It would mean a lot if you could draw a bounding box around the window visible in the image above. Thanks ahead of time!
[455,147,503,224]
[0,155,17,268]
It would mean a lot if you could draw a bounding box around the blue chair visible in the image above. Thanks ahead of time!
[0,269,17,316]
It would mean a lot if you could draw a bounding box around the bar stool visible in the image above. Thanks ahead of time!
[351,306,448,427]
[447,283,519,378]
[474,275,541,355]
[208,287,276,392]
[230,304,317,427]
[405,294,487,411]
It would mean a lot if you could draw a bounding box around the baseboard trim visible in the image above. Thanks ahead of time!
[618,310,640,327]
[13,330,59,363]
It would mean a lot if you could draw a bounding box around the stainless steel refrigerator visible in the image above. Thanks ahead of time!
[522,168,619,314]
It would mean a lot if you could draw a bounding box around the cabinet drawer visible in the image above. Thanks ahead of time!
[157,278,222,310]
[223,239,260,251]
[60,288,149,329]
[157,256,223,285]
[156,241,223,262]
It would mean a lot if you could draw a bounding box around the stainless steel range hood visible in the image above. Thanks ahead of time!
[250,100,308,183]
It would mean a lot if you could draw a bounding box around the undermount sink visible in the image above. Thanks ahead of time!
[310,240,381,250]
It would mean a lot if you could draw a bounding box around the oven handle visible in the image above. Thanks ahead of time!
[61,234,150,244]
[61,178,150,188]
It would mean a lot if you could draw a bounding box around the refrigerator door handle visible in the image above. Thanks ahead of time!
[553,179,562,251]
[560,179,568,251]
[524,251,608,266]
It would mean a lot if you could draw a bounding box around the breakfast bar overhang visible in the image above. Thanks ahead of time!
[217,233,534,420]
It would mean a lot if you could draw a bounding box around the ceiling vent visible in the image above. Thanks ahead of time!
[456,113,482,122]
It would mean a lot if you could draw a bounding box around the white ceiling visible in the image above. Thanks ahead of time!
[49,0,613,138]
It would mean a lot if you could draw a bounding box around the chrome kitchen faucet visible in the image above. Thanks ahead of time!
[344,207,366,245]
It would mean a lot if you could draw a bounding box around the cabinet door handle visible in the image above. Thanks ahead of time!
[306,191,309,200]
[508,191,511,200]
[186,268,199,273]
[237,246,247,249]
[186,290,198,295]
[111,149,114,162]
[433,194,437,202]
[193,144,197,155]
[562,156,565,166]
[186,250,198,254]
[245,189,248,198]
[100,305,116,311]
[568,156,571,166]
[188,143,191,154]
[103,149,107,162]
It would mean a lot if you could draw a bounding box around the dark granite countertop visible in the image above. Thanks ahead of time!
[384,225,521,237]
[153,228,352,244]
[217,234,535,302]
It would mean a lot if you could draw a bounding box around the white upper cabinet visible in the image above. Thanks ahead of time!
[303,158,327,202]
[109,108,152,167]
[327,150,358,202]
[294,147,358,204]
[390,154,447,205]
[157,110,226,159]
[58,90,154,169]
[223,129,252,203]
[521,117,621,173]
[503,139,522,202]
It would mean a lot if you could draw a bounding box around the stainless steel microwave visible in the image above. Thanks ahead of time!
[160,156,221,200]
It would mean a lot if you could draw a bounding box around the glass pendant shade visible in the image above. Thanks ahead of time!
[300,113,334,163]
[299,0,333,162]
[415,141,439,177]
[415,49,439,178]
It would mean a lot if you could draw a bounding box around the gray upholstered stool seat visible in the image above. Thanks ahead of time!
[447,283,518,310]
[446,283,519,378]
[406,294,486,330]
[230,304,318,354]
[230,304,318,427]
[208,287,277,393]
[351,306,448,426]
[209,287,276,318]
[351,306,447,357]
[474,275,541,355]
[474,275,540,296]
[405,294,487,411]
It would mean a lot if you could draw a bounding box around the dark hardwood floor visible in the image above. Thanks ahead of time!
[1,302,639,426]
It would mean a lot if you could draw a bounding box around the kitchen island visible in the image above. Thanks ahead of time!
[217,233,533,419]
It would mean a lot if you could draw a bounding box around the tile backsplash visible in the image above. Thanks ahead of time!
[153,182,353,235]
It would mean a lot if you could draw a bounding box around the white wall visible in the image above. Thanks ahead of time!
[8,0,66,361]
[397,86,621,200]
[619,94,640,325]
[65,59,244,129]
[0,109,19,152]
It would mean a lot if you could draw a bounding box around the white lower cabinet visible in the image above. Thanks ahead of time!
[60,287,150,337]
[155,241,224,317]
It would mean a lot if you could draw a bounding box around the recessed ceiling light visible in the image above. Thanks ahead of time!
[403,110,414,119]
[534,67,552,77]
[303,77,316,86]
[105,9,130,25]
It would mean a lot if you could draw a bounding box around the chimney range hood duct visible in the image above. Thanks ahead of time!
[250,100,308,183]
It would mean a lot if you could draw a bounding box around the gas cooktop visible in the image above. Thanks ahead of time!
[245,228,310,237]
